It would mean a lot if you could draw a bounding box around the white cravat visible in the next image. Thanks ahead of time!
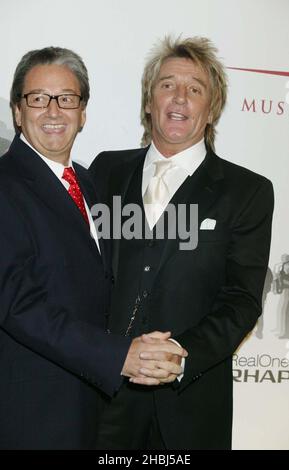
[142,140,206,229]
[143,159,174,229]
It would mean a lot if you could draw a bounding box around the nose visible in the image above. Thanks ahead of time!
[45,97,61,117]
[173,85,187,104]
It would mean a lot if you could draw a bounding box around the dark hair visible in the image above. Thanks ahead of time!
[10,46,90,108]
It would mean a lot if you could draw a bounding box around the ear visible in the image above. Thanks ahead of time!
[14,104,22,127]
[145,102,151,114]
[79,107,86,131]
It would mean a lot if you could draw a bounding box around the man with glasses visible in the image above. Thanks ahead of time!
[0,46,187,449]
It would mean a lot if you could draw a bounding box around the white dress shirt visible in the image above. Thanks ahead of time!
[20,134,100,252]
[142,139,206,202]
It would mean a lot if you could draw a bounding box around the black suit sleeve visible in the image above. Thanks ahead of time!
[0,189,130,397]
[175,178,274,390]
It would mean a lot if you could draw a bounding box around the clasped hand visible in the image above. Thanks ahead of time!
[122,331,188,385]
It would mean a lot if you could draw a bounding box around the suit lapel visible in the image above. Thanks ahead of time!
[74,162,97,209]
[109,147,148,200]
[109,147,148,277]
[75,163,112,270]
[9,137,100,260]
[156,150,225,277]
[108,146,225,278]
[74,162,107,263]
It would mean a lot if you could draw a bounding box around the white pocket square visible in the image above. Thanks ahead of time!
[200,218,216,230]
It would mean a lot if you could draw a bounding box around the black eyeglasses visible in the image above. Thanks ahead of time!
[19,93,83,109]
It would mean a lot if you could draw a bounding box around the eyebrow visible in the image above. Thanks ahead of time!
[24,88,79,94]
[158,75,207,89]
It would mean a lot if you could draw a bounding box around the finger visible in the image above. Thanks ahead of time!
[150,343,188,357]
[157,374,178,384]
[141,331,171,343]
[140,341,186,357]
[139,367,172,379]
[141,336,186,355]
[139,361,182,376]
[138,359,182,375]
[129,376,161,386]
[147,331,171,339]
[140,351,181,362]
[142,336,188,358]
[164,345,188,358]
[155,361,183,375]
[139,360,158,370]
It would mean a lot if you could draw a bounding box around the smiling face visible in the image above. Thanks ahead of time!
[145,57,212,157]
[14,64,86,165]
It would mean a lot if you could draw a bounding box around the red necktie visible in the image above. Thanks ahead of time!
[62,167,89,225]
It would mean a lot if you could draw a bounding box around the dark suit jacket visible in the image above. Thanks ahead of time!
[89,146,274,450]
[0,136,130,449]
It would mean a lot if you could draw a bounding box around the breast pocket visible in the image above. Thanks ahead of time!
[197,225,231,244]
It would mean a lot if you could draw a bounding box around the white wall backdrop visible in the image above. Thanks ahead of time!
[1,0,288,450]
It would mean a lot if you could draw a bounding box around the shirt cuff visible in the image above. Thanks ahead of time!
[168,338,185,381]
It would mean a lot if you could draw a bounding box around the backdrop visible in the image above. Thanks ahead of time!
[1,0,288,450]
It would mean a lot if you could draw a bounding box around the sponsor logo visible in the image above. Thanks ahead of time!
[233,353,289,383]
[227,67,289,78]
[227,66,289,113]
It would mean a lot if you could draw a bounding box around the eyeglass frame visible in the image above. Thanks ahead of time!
[18,92,83,109]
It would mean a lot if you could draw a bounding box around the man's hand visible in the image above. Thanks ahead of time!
[121,331,188,385]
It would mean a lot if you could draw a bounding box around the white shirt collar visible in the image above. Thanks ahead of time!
[20,133,72,180]
[144,138,206,176]
[19,135,101,252]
